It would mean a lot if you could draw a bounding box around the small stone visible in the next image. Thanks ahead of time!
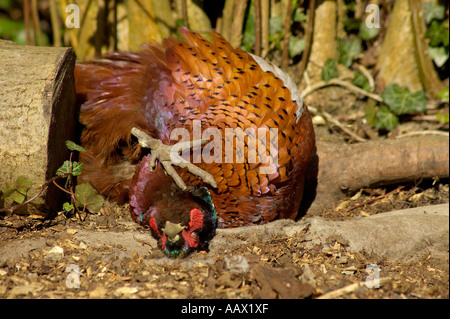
[66,229,78,235]
[114,286,138,297]
[224,255,250,273]
[46,246,64,261]
[89,286,108,299]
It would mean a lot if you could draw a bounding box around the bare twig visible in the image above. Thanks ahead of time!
[30,0,44,45]
[24,0,31,45]
[49,0,61,47]
[298,0,315,83]
[395,130,450,139]
[317,277,392,299]
[303,77,384,102]
[308,105,368,143]
[181,0,189,28]
[261,0,269,57]
[221,0,235,40]
[230,0,248,48]
[335,185,406,214]
[254,0,261,56]
[281,0,293,69]
[355,63,375,92]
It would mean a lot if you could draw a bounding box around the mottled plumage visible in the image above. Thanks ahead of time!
[75,28,315,257]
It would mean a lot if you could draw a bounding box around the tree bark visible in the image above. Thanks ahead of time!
[0,40,77,215]
[303,135,449,215]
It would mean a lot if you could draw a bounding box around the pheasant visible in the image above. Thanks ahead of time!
[75,28,315,257]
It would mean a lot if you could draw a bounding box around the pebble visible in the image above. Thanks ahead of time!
[89,286,108,298]
[46,246,64,262]
[224,255,250,273]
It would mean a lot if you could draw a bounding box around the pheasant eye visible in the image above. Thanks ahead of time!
[188,209,204,231]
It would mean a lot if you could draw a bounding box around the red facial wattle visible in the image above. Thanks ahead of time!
[182,208,204,248]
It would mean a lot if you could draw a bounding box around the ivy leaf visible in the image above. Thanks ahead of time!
[75,183,104,213]
[364,99,378,127]
[65,140,86,152]
[343,17,361,33]
[428,46,449,68]
[72,162,83,176]
[293,9,307,23]
[423,2,445,25]
[63,202,74,212]
[359,22,379,41]
[289,36,305,58]
[321,59,339,82]
[56,161,71,176]
[381,84,427,115]
[436,113,449,125]
[57,161,83,176]
[376,105,399,131]
[436,87,449,102]
[2,176,33,204]
[425,20,449,47]
[352,71,370,91]
[338,38,362,67]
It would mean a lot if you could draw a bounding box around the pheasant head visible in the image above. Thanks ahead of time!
[129,155,217,258]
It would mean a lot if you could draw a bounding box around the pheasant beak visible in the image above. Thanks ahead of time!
[162,221,185,243]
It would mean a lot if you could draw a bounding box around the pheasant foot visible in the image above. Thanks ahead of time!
[131,127,217,190]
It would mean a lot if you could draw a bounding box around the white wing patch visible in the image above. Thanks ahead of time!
[249,53,303,122]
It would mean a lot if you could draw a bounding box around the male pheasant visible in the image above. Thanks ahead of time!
[75,28,315,257]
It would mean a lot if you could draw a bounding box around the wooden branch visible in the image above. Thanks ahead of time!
[297,0,315,84]
[254,0,261,56]
[304,135,450,214]
[409,0,444,98]
[281,0,293,69]
[230,0,248,48]
[261,0,270,57]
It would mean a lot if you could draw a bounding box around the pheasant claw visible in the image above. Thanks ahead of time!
[131,127,217,190]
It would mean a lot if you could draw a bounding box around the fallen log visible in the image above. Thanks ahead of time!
[0,40,77,215]
[304,135,449,214]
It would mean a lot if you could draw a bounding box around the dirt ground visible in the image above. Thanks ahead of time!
[0,87,448,300]
[0,179,448,299]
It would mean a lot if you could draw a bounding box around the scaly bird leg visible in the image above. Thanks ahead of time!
[131,127,217,190]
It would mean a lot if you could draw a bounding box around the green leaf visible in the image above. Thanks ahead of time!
[75,183,104,213]
[1,187,16,199]
[436,87,449,102]
[293,9,307,23]
[423,2,445,25]
[72,162,83,177]
[15,176,33,189]
[343,17,361,33]
[425,20,449,47]
[376,105,399,131]
[65,140,86,152]
[364,99,378,127]
[269,16,283,34]
[428,46,449,68]
[289,36,305,58]
[352,71,371,91]
[321,59,339,82]
[359,22,379,41]
[436,113,449,125]
[1,176,33,204]
[338,38,362,67]
[56,160,71,176]
[63,202,74,212]
[381,84,427,115]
